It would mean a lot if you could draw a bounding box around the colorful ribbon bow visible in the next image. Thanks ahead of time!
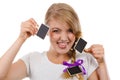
[63,59,86,75]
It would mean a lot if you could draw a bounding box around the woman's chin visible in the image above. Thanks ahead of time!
[56,49,69,54]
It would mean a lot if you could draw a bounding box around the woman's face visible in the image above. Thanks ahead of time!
[48,19,76,54]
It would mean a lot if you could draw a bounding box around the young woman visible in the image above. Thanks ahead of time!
[0,3,109,80]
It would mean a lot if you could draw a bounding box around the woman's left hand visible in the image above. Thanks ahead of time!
[84,44,104,63]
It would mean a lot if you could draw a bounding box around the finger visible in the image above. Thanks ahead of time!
[84,48,92,53]
[26,21,38,35]
[23,27,35,36]
[29,18,39,34]
[95,55,104,63]
[91,47,104,55]
[91,44,104,51]
[21,22,36,35]
[84,44,95,53]
[29,18,38,27]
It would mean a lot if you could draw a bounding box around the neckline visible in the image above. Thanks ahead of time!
[44,51,71,66]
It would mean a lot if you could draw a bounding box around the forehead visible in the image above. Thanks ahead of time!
[48,18,70,29]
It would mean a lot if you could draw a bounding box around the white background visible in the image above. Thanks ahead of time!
[0,0,120,80]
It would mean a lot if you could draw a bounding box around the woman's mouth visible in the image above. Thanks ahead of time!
[57,42,68,49]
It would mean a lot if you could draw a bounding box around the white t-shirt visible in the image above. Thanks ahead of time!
[21,51,98,80]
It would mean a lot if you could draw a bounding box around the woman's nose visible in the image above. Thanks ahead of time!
[60,32,68,41]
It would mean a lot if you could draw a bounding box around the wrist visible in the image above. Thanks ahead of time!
[98,58,106,69]
[17,35,27,43]
[97,57,105,65]
[18,33,28,41]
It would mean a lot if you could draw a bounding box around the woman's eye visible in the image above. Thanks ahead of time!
[68,29,73,33]
[52,29,60,33]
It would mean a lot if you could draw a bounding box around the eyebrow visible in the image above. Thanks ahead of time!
[50,27,60,30]
[50,26,71,31]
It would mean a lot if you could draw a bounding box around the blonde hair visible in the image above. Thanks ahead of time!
[45,3,82,40]
[45,3,83,80]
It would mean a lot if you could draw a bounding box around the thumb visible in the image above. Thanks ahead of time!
[84,48,91,53]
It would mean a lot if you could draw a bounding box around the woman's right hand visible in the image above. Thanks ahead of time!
[19,18,38,40]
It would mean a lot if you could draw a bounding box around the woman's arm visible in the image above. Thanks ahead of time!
[85,44,110,80]
[0,34,26,79]
[0,18,38,80]
[97,59,110,80]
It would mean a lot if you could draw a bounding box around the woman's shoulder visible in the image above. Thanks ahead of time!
[76,51,98,77]
[76,51,98,65]
[21,51,46,61]
[76,51,94,59]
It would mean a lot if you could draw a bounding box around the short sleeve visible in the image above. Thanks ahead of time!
[20,52,32,76]
[87,53,98,77]
[20,51,42,77]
